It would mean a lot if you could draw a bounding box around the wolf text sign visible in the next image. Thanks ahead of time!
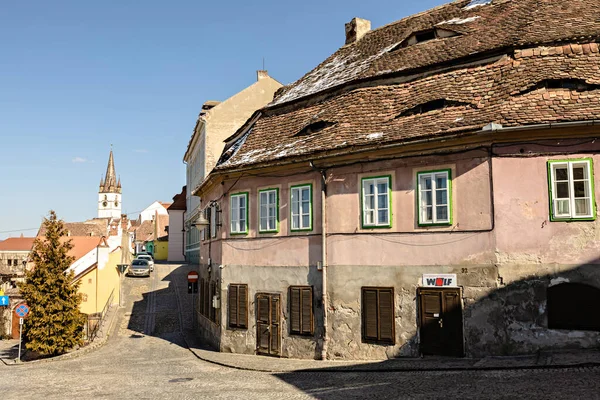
[422,274,458,287]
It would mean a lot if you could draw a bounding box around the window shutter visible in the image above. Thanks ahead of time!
[378,289,394,343]
[290,288,301,333]
[363,289,378,341]
[204,280,210,317]
[238,285,248,328]
[229,285,238,327]
[301,288,312,334]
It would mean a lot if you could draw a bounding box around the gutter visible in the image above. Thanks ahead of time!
[479,120,600,133]
[310,161,329,360]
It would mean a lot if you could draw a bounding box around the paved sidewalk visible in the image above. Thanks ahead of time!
[182,331,600,373]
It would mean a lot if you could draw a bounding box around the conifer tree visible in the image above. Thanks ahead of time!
[19,211,86,356]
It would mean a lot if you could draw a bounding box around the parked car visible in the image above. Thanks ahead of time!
[127,259,151,277]
[136,254,154,272]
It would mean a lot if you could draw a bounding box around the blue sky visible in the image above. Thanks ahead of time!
[0,0,447,239]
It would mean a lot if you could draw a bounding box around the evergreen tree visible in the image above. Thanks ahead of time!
[19,211,86,356]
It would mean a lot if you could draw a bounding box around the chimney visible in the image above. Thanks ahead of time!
[345,17,371,45]
[257,70,269,81]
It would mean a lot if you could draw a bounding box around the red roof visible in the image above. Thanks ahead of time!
[0,237,35,252]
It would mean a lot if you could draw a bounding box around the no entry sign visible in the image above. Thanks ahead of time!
[187,272,199,282]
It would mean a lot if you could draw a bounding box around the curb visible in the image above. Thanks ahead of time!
[180,334,600,374]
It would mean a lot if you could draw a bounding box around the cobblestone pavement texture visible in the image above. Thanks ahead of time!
[0,263,599,399]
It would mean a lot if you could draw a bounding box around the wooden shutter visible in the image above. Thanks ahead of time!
[228,284,248,329]
[238,285,248,328]
[290,287,301,334]
[271,296,280,354]
[378,289,394,343]
[257,295,270,351]
[229,285,238,327]
[363,287,395,344]
[301,287,313,335]
[204,280,210,317]
[363,289,378,341]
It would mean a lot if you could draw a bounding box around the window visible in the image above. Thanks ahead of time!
[210,204,217,238]
[361,176,391,228]
[548,159,595,221]
[418,170,452,225]
[228,284,248,329]
[230,193,248,234]
[291,185,312,231]
[289,286,313,335]
[199,278,206,316]
[7,259,12,267]
[362,287,395,344]
[259,188,279,233]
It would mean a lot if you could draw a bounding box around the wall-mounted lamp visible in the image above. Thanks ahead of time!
[193,214,210,229]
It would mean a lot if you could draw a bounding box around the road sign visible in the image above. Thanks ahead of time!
[0,296,8,307]
[15,304,29,318]
[187,272,199,282]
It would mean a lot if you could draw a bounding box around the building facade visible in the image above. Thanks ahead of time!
[167,186,186,262]
[191,0,600,360]
[183,71,283,264]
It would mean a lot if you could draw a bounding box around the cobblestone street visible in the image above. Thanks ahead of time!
[1,263,599,399]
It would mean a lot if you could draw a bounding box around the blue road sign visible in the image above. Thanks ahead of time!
[0,296,8,306]
[15,304,29,317]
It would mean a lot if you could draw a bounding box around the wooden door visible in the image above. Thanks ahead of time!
[256,293,280,356]
[418,288,464,357]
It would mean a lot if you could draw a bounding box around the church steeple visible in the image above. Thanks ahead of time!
[100,149,121,194]
[98,147,122,219]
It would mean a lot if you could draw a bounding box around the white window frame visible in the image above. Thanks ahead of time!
[418,170,452,225]
[361,176,391,228]
[549,159,595,220]
[230,193,248,234]
[259,188,278,233]
[290,185,312,231]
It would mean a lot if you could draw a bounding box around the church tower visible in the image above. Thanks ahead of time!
[98,149,122,219]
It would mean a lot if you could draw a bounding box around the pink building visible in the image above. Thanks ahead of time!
[190,0,600,360]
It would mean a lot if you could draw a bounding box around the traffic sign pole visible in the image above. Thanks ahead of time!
[18,318,23,363]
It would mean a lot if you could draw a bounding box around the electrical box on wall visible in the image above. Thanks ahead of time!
[317,261,323,271]
[212,296,220,309]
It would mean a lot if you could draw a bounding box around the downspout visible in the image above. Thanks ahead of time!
[310,161,328,360]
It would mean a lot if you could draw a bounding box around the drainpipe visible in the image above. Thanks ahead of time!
[310,161,328,360]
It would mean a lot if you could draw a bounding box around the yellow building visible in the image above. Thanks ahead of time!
[69,237,121,315]
[153,238,168,261]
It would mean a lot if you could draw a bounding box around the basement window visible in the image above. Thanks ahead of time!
[295,121,336,137]
[548,283,600,331]
[396,99,472,118]
[390,28,460,51]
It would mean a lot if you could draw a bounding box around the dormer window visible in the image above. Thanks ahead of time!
[390,28,460,51]
[295,121,336,137]
[396,99,472,118]
[515,79,600,96]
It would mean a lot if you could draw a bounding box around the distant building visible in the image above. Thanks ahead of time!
[183,70,282,263]
[0,236,35,286]
[167,186,186,262]
[98,150,122,219]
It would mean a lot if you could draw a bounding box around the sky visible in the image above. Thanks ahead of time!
[0,0,448,240]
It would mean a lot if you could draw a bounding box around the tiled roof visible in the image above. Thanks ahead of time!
[132,215,169,242]
[271,0,600,107]
[214,35,600,172]
[0,237,35,252]
[67,237,106,261]
[168,186,187,211]
[38,221,107,238]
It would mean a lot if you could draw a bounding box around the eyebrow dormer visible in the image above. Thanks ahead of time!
[395,99,472,118]
[390,28,460,52]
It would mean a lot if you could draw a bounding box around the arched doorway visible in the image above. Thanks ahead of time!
[547,282,600,331]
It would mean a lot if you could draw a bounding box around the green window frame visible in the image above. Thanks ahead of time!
[290,184,313,231]
[417,169,452,226]
[548,158,596,221]
[230,192,249,235]
[361,175,392,228]
[258,188,279,233]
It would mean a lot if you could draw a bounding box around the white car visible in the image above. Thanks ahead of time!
[136,254,154,272]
